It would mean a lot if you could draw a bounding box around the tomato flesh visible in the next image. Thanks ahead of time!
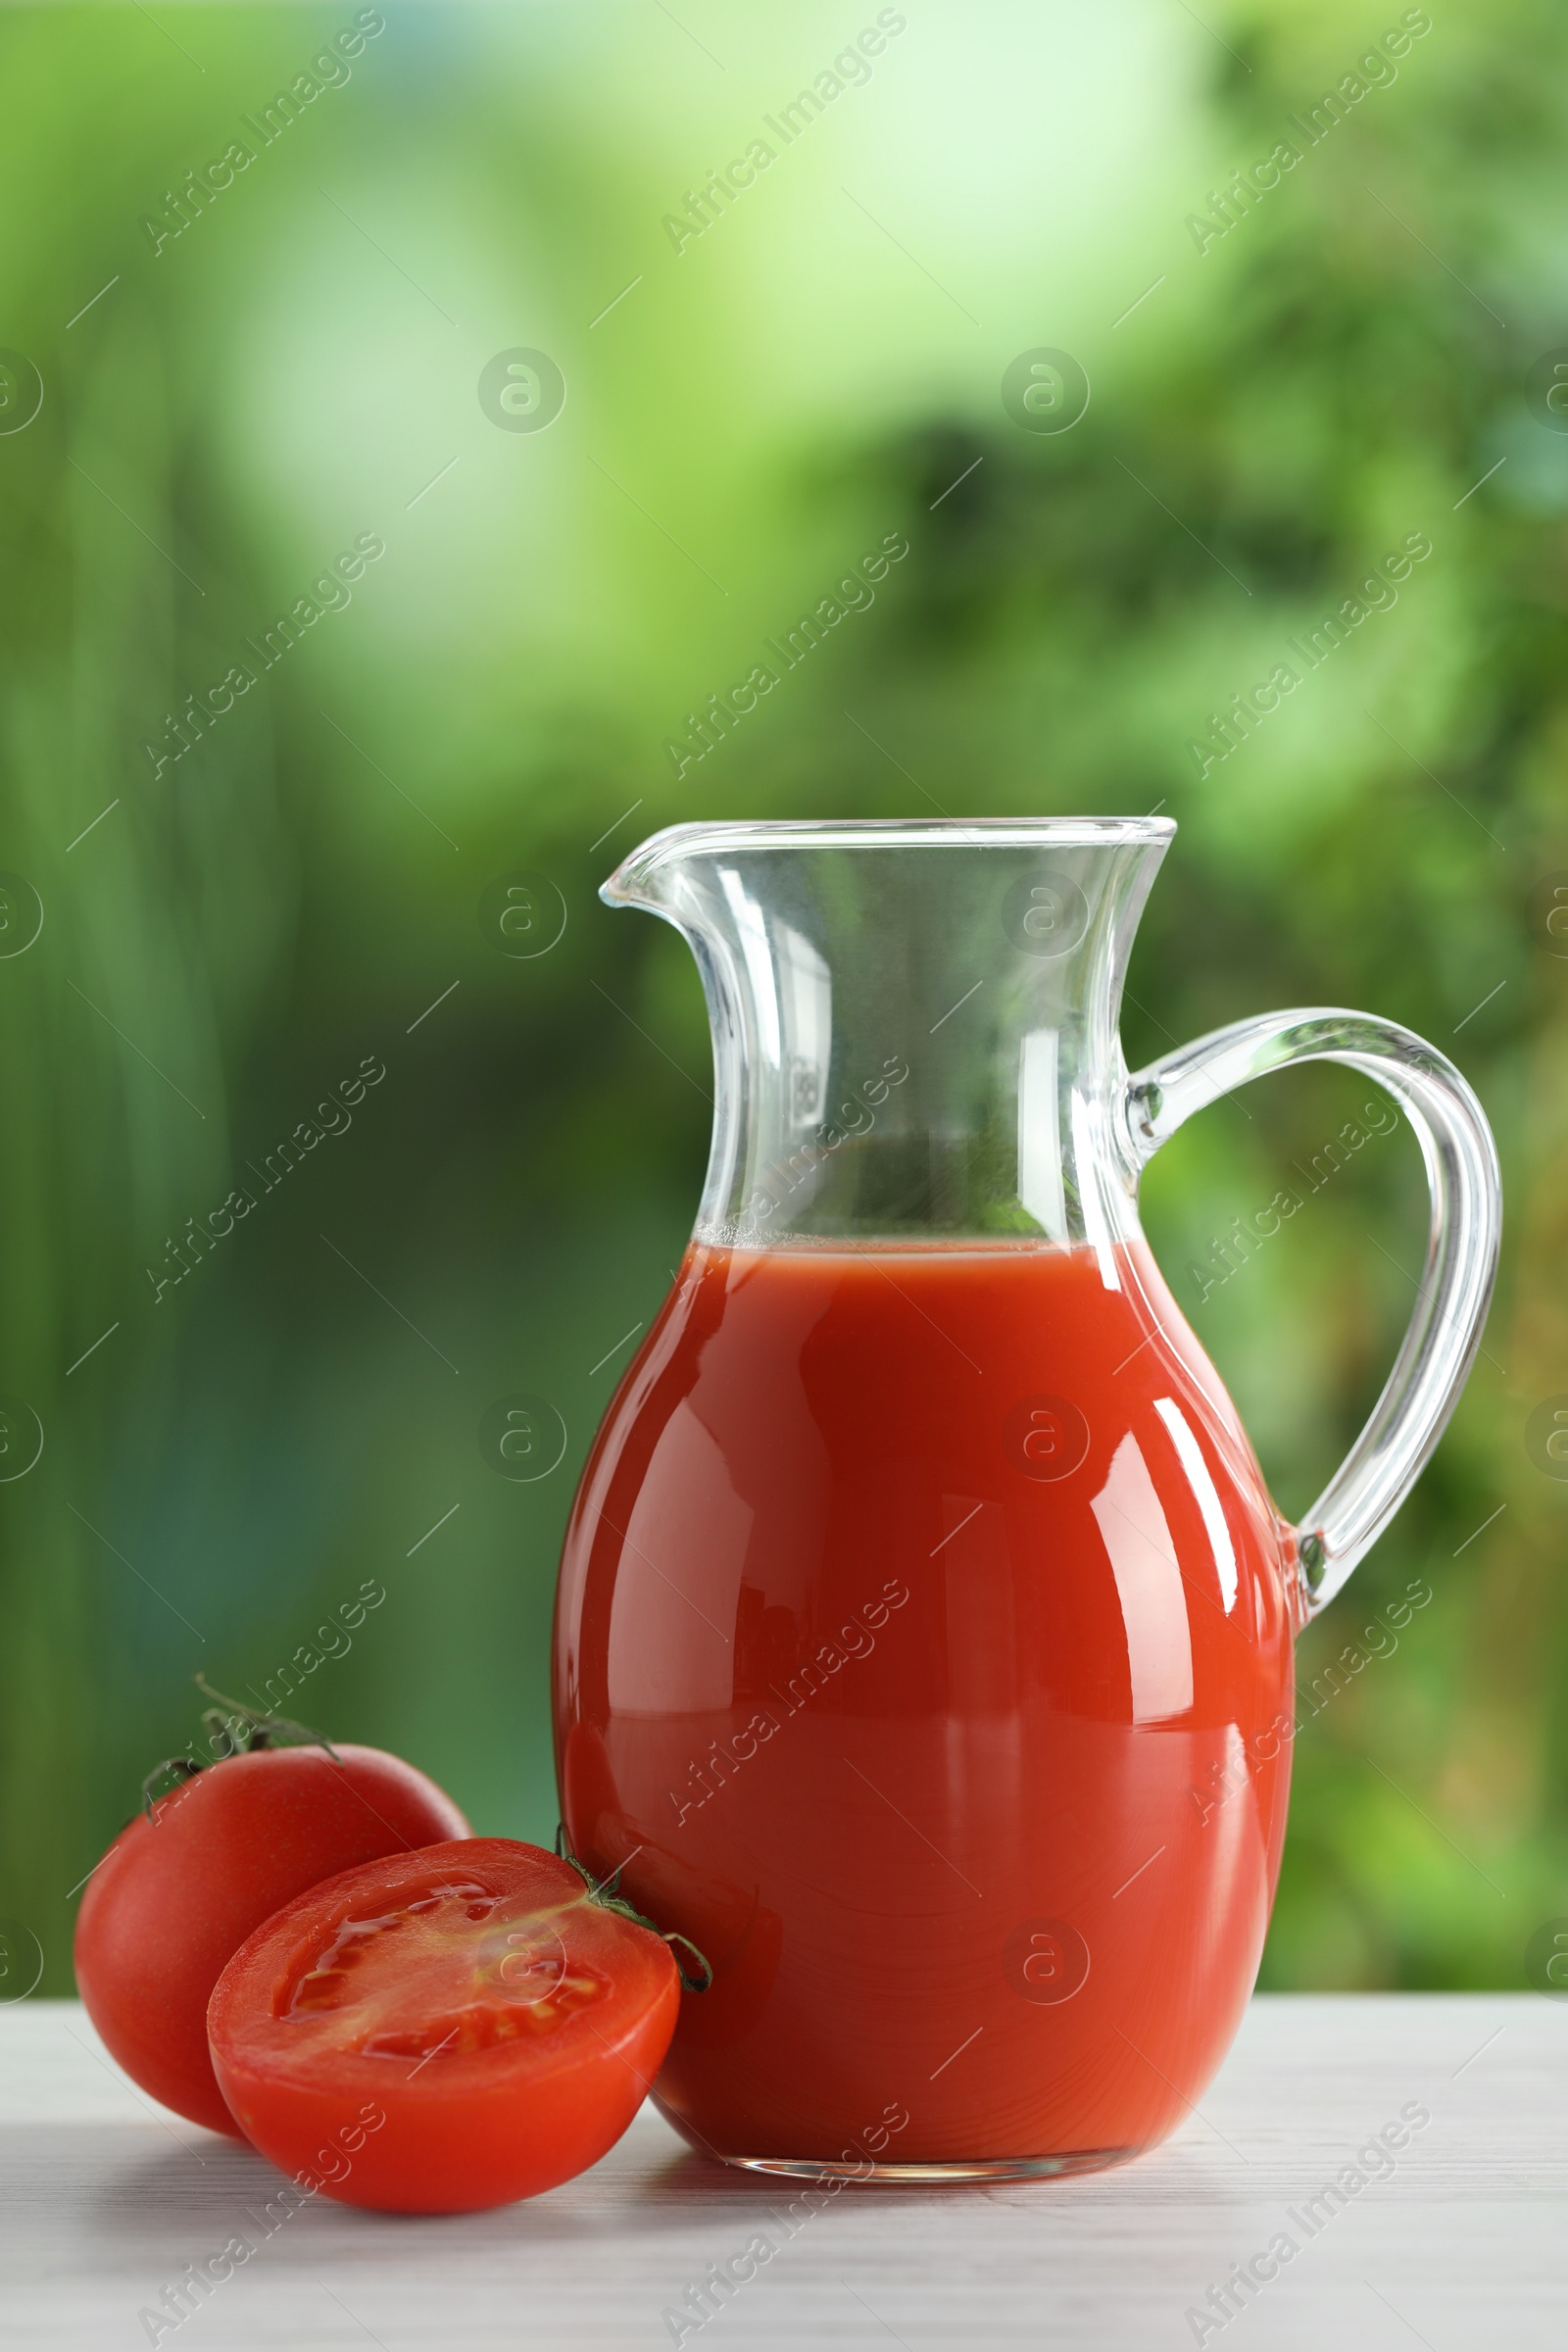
[74,1744,470,2135]
[208,1839,680,2211]
[282,1873,608,2054]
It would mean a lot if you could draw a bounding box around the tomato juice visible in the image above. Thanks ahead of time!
[554,1238,1296,2172]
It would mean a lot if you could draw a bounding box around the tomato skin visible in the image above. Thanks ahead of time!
[74,1746,469,2135]
[207,1838,680,2212]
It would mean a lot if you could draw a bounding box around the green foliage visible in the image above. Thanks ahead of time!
[1,1,1564,1993]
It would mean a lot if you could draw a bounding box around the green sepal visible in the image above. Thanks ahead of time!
[139,1678,340,1819]
[556,1825,713,1992]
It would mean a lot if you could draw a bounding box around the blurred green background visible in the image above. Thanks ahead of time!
[2,0,1564,1996]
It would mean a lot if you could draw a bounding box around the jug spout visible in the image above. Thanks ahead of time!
[601,818,1174,1250]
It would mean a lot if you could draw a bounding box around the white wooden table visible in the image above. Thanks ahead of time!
[2,1997,1563,2348]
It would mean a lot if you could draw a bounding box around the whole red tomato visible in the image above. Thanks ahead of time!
[75,1738,469,2134]
[207,1838,682,2210]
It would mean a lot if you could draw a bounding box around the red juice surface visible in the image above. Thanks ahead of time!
[554,1237,1296,2169]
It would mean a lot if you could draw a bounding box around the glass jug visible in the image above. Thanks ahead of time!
[553,818,1500,2179]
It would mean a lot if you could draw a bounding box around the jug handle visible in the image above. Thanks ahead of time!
[1122,1008,1501,1622]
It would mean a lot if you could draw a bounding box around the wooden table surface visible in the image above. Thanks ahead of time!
[2,1995,1563,2348]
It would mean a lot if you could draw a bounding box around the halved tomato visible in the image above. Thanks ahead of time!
[207,1838,681,2211]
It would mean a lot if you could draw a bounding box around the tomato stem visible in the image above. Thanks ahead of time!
[554,1826,713,1992]
[191,1674,340,1762]
[138,1680,341,1816]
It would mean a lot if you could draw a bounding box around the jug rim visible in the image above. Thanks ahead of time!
[604,814,1176,902]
